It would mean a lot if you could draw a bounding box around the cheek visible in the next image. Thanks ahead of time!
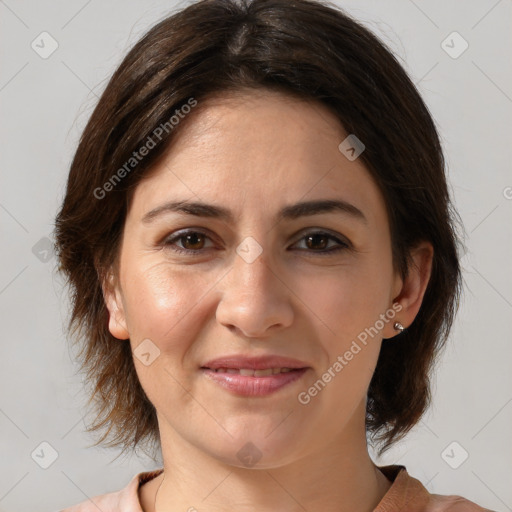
[121,261,210,350]
[297,267,388,417]
[303,261,393,346]
[121,262,217,409]
[296,253,394,406]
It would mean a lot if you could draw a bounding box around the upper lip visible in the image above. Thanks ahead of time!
[201,355,309,370]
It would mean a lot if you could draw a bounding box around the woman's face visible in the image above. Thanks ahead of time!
[105,89,408,468]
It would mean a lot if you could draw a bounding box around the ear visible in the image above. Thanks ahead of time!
[384,241,434,339]
[101,268,130,340]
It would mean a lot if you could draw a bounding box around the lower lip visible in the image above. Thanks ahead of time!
[201,368,308,396]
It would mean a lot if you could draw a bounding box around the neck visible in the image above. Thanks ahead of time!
[142,404,392,512]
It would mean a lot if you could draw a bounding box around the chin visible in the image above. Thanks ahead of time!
[202,423,306,469]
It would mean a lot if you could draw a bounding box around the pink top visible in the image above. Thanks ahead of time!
[60,464,495,511]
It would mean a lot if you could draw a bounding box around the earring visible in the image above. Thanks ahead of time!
[393,322,405,333]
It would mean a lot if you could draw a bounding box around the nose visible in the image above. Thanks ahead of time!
[215,249,294,338]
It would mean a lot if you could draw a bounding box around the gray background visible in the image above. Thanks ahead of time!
[1,0,511,511]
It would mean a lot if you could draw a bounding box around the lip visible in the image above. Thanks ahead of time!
[200,355,310,396]
[201,355,309,371]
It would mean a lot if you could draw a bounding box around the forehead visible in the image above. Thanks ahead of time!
[127,89,387,228]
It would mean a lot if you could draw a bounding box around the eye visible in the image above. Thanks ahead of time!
[163,229,350,257]
[291,230,350,255]
[163,230,215,255]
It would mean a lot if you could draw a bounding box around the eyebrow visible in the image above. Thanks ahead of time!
[142,198,368,225]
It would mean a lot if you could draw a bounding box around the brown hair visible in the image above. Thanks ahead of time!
[54,0,462,460]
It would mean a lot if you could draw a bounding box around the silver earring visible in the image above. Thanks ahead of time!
[393,322,405,333]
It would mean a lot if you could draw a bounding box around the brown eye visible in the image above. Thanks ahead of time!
[164,230,214,255]
[164,229,349,257]
[293,231,349,255]
[305,234,329,250]
[181,232,205,250]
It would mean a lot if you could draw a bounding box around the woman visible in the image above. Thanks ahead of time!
[55,0,494,510]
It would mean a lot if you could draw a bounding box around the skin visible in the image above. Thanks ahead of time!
[102,88,433,512]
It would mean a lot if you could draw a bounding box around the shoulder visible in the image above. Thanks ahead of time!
[425,493,497,512]
[60,490,122,512]
[60,483,128,512]
[375,465,496,512]
[60,469,164,512]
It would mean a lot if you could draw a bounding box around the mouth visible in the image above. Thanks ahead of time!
[200,355,310,396]
[202,367,301,376]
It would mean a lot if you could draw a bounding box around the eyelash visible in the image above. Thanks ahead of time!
[163,229,350,256]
